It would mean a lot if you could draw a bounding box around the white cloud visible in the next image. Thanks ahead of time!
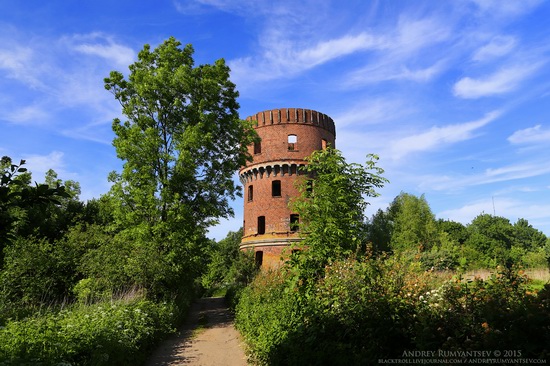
[230,32,378,86]
[453,62,544,98]
[343,17,451,87]
[1,104,50,125]
[392,16,451,54]
[24,151,67,181]
[347,60,446,85]
[508,124,550,144]
[296,33,378,67]
[439,197,550,230]
[230,7,454,89]
[70,33,135,67]
[0,45,46,89]
[334,97,410,128]
[0,29,130,142]
[469,0,544,18]
[472,36,516,62]
[388,111,500,160]
[174,0,269,15]
[419,160,550,192]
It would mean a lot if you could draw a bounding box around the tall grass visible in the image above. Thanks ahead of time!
[0,294,180,366]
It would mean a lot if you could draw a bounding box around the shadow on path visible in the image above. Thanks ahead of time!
[146,297,247,366]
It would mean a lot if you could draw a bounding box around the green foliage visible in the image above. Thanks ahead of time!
[236,260,550,365]
[414,267,550,356]
[201,229,258,308]
[202,229,257,286]
[418,233,460,270]
[0,157,70,264]
[201,229,242,292]
[389,192,439,252]
[461,214,548,268]
[0,236,76,312]
[437,219,469,245]
[367,193,548,271]
[103,37,257,300]
[104,36,256,232]
[236,258,433,364]
[0,299,177,366]
[235,270,305,365]
[366,208,392,253]
[290,148,387,273]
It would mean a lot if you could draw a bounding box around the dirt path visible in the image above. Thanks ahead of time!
[146,297,248,366]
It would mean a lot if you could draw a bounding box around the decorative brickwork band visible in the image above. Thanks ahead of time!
[239,162,307,184]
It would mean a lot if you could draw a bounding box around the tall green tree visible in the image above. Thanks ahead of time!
[291,147,388,269]
[0,157,69,267]
[104,37,257,297]
[464,214,515,267]
[512,218,547,252]
[366,208,393,253]
[14,169,83,241]
[388,192,439,252]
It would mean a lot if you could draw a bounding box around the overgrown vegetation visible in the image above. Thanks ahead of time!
[0,299,176,365]
[200,228,258,302]
[235,147,550,365]
[0,37,257,365]
[237,259,550,365]
[2,37,549,365]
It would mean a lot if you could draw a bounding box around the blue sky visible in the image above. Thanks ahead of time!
[2,0,550,240]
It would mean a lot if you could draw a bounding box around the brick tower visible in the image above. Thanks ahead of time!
[239,108,336,268]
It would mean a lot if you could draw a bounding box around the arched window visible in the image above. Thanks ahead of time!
[248,185,254,201]
[257,216,265,235]
[288,134,297,151]
[255,251,263,267]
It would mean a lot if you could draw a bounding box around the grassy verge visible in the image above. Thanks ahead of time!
[0,298,179,366]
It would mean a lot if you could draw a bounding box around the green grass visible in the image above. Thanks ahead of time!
[527,279,548,292]
[0,298,178,365]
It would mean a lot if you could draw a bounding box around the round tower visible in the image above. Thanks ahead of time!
[240,108,336,268]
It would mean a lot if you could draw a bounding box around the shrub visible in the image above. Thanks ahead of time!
[414,267,550,356]
[236,257,435,365]
[235,270,303,365]
[0,299,177,365]
[236,259,550,364]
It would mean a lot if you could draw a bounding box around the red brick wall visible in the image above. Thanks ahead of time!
[240,108,336,266]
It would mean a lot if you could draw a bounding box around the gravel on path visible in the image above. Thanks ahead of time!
[146,297,248,366]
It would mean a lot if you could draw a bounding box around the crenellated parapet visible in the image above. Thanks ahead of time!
[239,161,308,184]
[246,108,336,137]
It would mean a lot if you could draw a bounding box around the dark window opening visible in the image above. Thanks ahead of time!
[248,185,253,201]
[290,214,299,232]
[258,216,265,235]
[254,141,262,154]
[288,134,297,151]
[272,180,281,197]
[306,180,313,195]
[255,251,264,267]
